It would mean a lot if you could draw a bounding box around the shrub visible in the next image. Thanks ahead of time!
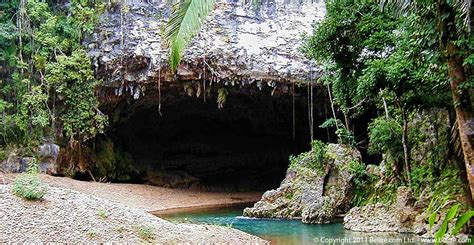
[289,140,327,175]
[136,225,154,241]
[347,160,366,184]
[368,117,403,159]
[310,140,327,164]
[97,209,108,219]
[12,159,47,201]
[352,177,398,207]
[319,118,354,145]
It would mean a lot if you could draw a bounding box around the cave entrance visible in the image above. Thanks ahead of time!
[103,86,326,191]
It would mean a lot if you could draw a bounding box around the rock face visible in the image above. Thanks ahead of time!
[343,187,422,233]
[409,108,450,167]
[87,0,324,98]
[1,144,60,175]
[38,143,60,175]
[0,153,31,174]
[243,144,361,223]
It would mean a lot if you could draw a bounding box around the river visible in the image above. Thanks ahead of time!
[160,205,424,244]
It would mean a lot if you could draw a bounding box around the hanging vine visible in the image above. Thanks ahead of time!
[292,81,296,141]
[310,69,314,143]
[158,55,162,116]
[217,88,227,109]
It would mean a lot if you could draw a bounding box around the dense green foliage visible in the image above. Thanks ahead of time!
[289,140,327,175]
[303,0,472,234]
[303,0,465,180]
[0,0,106,152]
[12,158,47,200]
[367,117,402,159]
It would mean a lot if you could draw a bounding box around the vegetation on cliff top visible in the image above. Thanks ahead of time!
[0,0,107,169]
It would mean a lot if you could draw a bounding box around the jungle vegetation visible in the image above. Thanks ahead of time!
[0,0,107,166]
[0,0,472,224]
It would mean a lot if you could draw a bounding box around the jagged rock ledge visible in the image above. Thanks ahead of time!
[86,0,325,108]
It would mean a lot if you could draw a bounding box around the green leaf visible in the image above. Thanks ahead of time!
[429,212,437,231]
[451,210,474,235]
[164,0,216,71]
[435,204,460,244]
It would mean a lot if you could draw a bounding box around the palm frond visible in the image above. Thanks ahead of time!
[378,0,413,17]
[454,0,471,32]
[164,0,216,71]
[380,0,472,31]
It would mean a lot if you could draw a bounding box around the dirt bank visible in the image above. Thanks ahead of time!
[3,174,263,212]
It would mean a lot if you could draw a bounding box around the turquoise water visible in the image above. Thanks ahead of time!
[160,205,423,245]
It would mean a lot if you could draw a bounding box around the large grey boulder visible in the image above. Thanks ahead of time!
[243,143,361,224]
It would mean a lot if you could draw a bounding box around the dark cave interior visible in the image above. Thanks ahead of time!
[102,86,331,191]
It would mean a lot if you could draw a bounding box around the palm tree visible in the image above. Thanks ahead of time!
[381,0,473,203]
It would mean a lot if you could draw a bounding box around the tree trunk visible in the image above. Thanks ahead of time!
[344,112,350,132]
[401,109,411,185]
[447,42,474,203]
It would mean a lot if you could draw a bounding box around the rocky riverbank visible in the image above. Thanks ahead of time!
[243,143,360,223]
[0,183,267,243]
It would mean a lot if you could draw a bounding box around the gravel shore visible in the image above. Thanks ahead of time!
[4,174,262,212]
[0,184,267,243]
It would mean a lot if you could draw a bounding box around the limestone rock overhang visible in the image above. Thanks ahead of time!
[86,0,325,109]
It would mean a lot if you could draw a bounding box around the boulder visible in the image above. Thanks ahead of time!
[38,143,60,175]
[1,153,31,173]
[343,187,421,233]
[243,143,361,224]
